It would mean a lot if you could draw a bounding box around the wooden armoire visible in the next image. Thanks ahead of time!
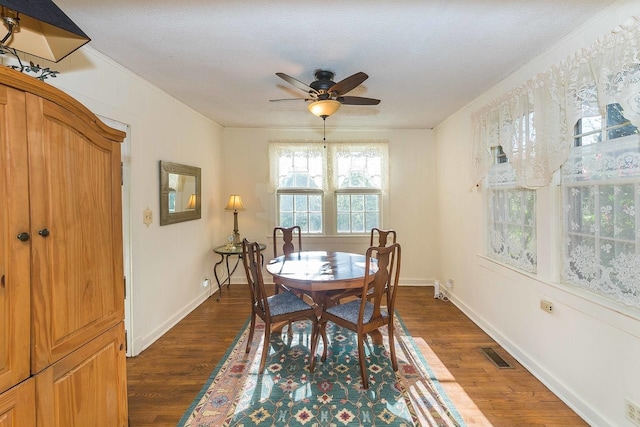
[0,67,128,426]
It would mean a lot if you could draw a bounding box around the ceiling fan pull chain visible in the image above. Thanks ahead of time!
[323,118,326,141]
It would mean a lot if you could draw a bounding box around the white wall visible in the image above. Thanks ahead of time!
[24,47,226,355]
[433,1,640,426]
[222,128,437,285]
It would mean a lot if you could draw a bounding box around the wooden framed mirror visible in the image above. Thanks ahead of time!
[159,161,201,226]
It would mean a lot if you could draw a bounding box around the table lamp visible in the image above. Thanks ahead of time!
[225,194,245,245]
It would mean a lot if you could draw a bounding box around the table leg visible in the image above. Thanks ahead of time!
[214,254,242,301]
[213,254,225,301]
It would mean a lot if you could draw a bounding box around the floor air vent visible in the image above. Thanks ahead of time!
[481,347,513,369]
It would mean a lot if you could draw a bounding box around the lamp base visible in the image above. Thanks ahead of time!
[232,211,241,246]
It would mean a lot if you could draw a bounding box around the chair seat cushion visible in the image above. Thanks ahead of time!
[325,299,388,325]
[267,291,313,316]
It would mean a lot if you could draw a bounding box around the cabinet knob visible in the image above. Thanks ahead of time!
[16,232,30,242]
[38,228,50,237]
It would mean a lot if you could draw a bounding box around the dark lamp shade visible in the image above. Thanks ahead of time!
[0,0,90,62]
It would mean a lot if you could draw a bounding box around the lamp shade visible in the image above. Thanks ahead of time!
[225,194,245,211]
[0,0,90,62]
[186,194,196,210]
[308,99,341,119]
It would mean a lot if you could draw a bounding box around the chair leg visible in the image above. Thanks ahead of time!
[309,318,318,372]
[357,331,369,389]
[246,313,256,354]
[258,323,271,374]
[388,323,398,371]
[319,320,329,362]
[287,320,293,338]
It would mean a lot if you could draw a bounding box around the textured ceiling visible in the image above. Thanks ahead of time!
[54,0,616,129]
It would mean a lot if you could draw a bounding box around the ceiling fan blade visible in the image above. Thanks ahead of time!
[269,98,313,102]
[276,73,318,95]
[338,96,380,106]
[329,72,368,96]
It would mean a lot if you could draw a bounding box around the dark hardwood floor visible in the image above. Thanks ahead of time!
[126,285,587,426]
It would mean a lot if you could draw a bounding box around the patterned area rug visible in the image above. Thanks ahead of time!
[178,315,464,426]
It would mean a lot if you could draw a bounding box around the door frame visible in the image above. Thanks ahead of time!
[98,115,133,356]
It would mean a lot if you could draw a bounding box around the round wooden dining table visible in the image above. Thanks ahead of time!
[265,250,376,310]
[266,250,381,343]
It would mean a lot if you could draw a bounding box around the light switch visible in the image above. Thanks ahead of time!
[143,208,153,227]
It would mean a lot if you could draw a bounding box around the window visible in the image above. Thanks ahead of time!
[332,144,384,233]
[561,103,640,308]
[269,141,388,234]
[486,146,537,273]
[272,144,325,233]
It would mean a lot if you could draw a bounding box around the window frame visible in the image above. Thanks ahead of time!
[560,103,639,308]
[271,141,388,235]
[485,144,538,273]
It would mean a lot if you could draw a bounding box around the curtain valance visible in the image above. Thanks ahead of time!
[472,15,640,188]
[268,140,389,193]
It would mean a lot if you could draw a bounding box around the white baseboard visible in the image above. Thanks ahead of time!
[448,292,608,427]
[131,290,211,356]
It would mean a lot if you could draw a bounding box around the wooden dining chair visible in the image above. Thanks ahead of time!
[326,228,398,305]
[310,243,401,389]
[370,227,397,248]
[241,238,319,373]
[272,226,302,294]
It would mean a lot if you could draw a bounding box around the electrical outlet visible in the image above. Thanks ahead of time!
[627,399,640,426]
[202,278,210,288]
[540,300,554,313]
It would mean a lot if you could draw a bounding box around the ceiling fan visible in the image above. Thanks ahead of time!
[271,69,380,119]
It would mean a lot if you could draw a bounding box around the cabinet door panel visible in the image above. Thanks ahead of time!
[36,323,127,427]
[27,95,124,373]
[0,378,36,427]
[0,85,30,393]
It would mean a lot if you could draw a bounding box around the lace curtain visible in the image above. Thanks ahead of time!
[268,141,328,192]
[329,142,388,191]
[472,15,640,188]
[561,135,640,309]
[268,140,389,192]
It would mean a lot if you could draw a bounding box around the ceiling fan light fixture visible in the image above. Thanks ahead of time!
[308,99,341,119]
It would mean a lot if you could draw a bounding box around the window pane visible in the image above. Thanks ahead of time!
[334,146,384,189]
[336,192,380,234]
[575,132,602,147]
[277,147,325,189]
[278,193,323,233]
[607,103,628,127]
[280,213,293,228]
[487,187,536,273]
[365,194,379,211]
[280,194,293,212]
[351,212,365,233]
[294,195,307,212]
[309,194,322,212]
[309,213,323,233]
[337,213,350,233]
[578,115,602,134]
[365,212,379,230]
[337,194,350,211]
[351,195,364,212]
[294,213,308,231]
